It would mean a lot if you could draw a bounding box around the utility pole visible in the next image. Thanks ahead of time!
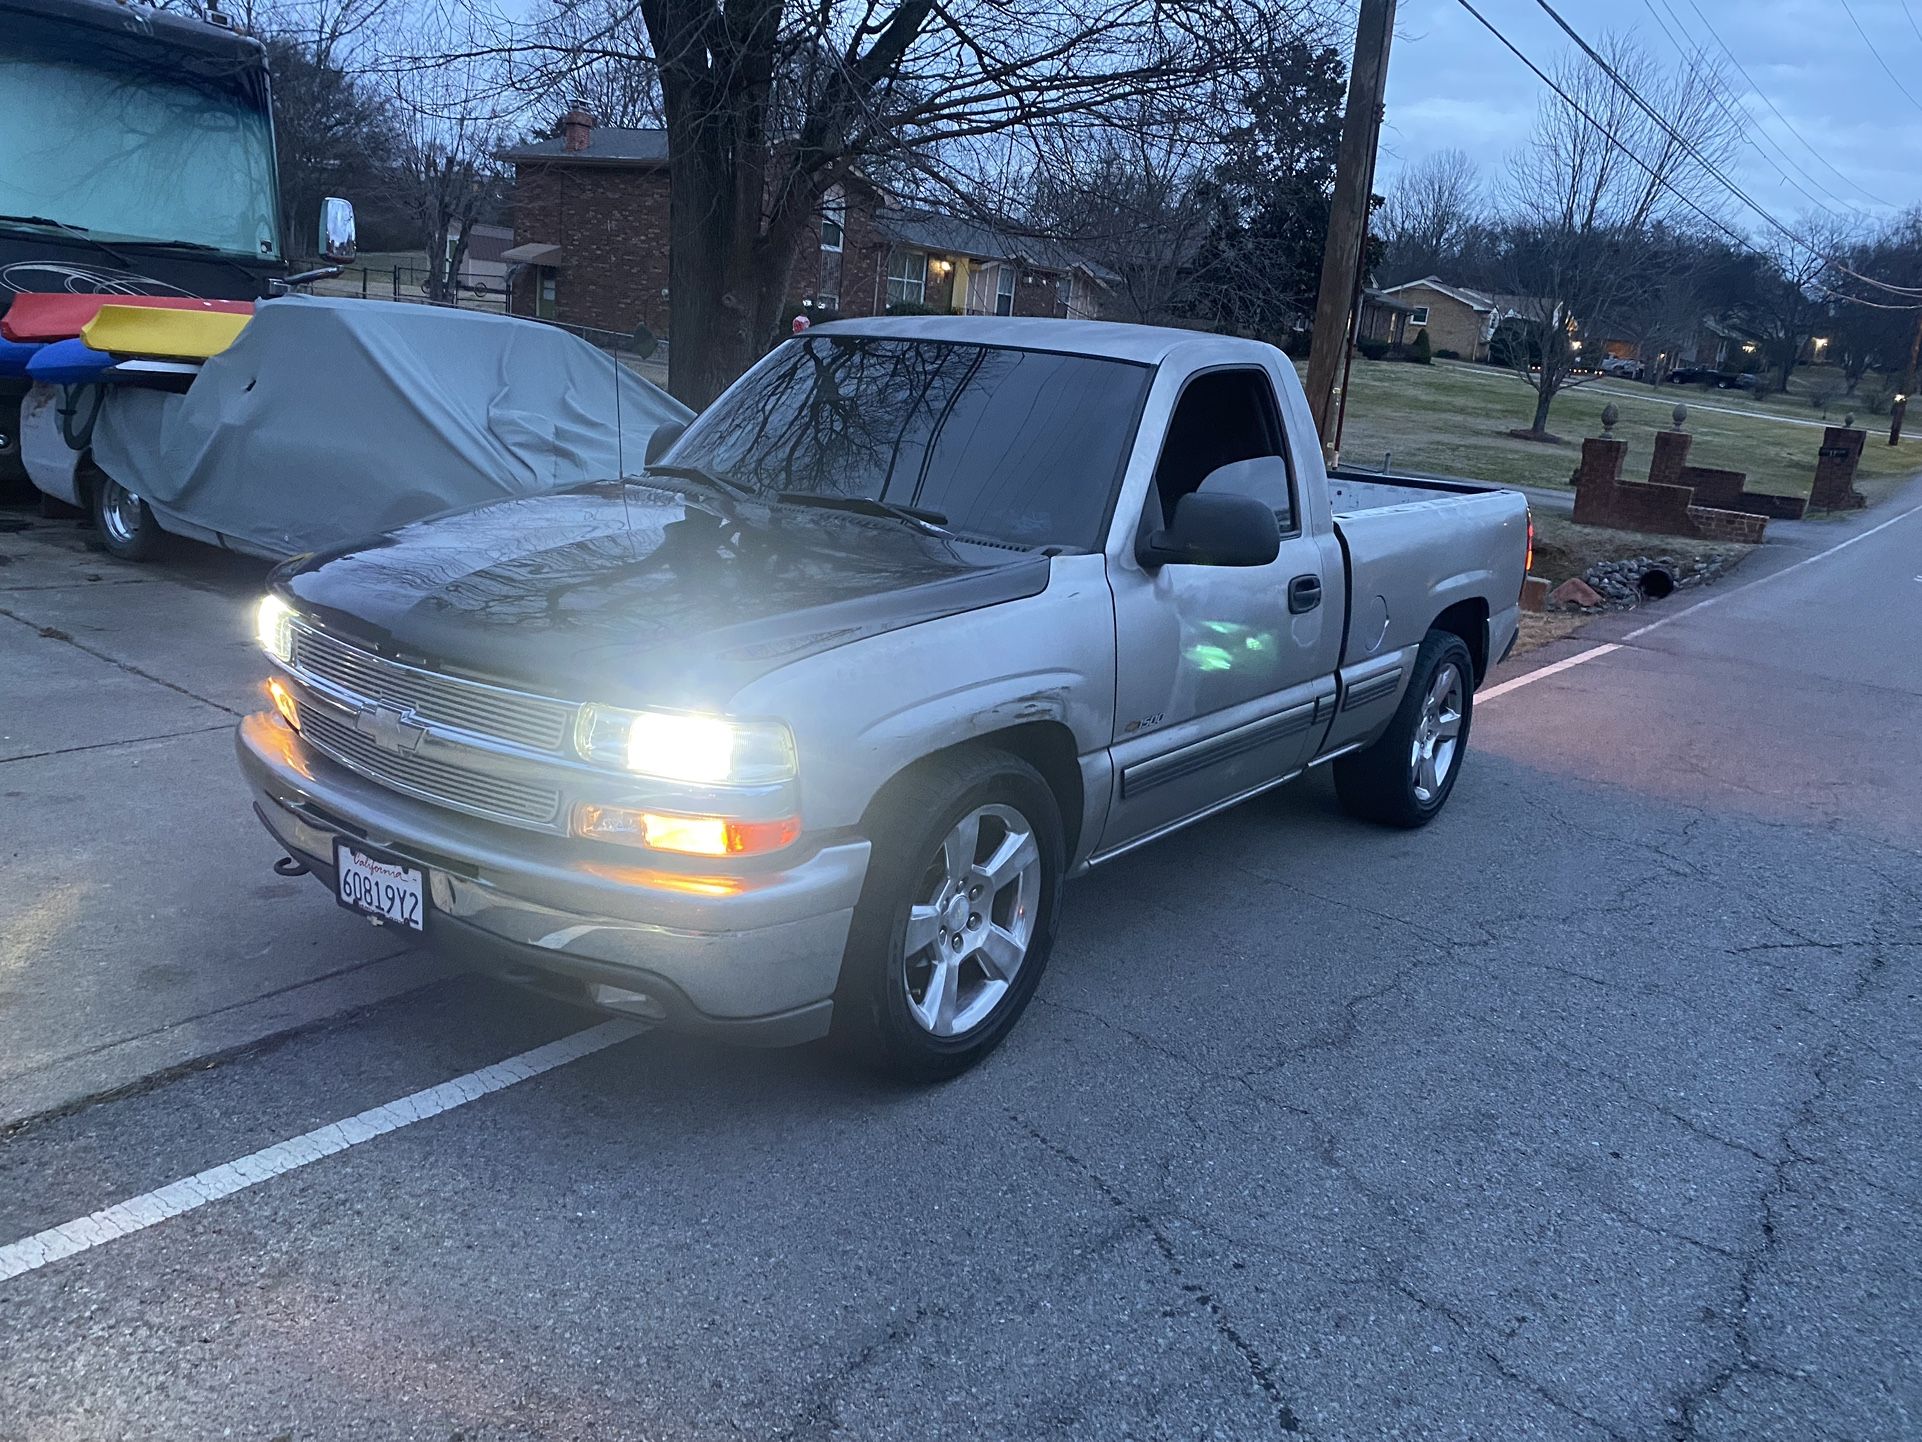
[1304,0,1396,466]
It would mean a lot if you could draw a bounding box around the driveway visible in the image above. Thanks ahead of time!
[1,485,1919,1440]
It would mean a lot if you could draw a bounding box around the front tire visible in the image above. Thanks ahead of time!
[835,751,1064,1082]
[90,475,165,561]
[1334,630,1475,828]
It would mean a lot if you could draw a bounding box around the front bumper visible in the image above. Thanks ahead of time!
[236,712,869,1044]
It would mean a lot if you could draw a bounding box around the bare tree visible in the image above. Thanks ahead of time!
[416,0,1324,405]
[1497,36,1735,437]
[1024,98,1222,324]
[386,17,516,304]
[1733,216,1852,394]
[1378,148,1480,284]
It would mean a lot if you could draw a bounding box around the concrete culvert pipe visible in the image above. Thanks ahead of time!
[1639,567,1676,600]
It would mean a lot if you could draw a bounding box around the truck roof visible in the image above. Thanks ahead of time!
[6,0,267,61]
[806,315,1263,367]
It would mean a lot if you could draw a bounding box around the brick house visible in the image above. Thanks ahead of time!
[501,111,1114,339]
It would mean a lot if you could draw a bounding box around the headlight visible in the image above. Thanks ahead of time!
[255,593,294,663]
[576,706,796,786]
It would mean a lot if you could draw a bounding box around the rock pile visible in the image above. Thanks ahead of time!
[1550,553,1736,612]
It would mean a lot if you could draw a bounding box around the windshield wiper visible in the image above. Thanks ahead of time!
[642,462,756,500]
[774,492,949,530]
[0,214,132,266]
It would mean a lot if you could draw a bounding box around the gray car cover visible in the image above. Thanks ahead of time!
[90,295,690,558]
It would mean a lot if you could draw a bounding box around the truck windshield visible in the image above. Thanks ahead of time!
[0,36,278,259]
[670,335,1151,551]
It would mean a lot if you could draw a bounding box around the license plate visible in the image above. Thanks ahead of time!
[333,842,426,931]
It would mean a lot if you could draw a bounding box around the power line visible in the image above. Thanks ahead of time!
[1526,0,1922,297]
[1673,0,1898,210]
[1447,0,1922,311]
[1905,0,1922,49]
[1639,0,1871,220]
[1838,0,1922,115]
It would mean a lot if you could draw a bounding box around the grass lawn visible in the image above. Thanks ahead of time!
[1317,357,1921,505]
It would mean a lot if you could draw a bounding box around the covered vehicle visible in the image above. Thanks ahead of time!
[42,297,688,559]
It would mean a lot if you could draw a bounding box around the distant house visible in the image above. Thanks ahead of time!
[440,222,512,294]
[1367,277,1546,361]
[501,110,1114,338]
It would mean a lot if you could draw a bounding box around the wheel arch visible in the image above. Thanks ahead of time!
[1428,597,1490,683]
[859,720,1086,863]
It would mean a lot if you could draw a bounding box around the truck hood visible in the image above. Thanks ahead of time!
[275,483,1051,708]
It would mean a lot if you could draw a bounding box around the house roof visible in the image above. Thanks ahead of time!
[1376,276,1497,312]
[879,208,1120,284]
[502,127,670,166]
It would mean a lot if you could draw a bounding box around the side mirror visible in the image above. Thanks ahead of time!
[643,419,687,468]
[1137,491,1280,569]
[319,197,357,263]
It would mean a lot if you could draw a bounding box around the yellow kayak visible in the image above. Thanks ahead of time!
[81,304,251,361]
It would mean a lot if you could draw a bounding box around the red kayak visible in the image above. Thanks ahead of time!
[1,294,256,343]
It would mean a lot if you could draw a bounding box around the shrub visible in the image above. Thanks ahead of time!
[1435,347,1460,361]
[885,299,942,316]
[1858,376,1893,415]
[1806,382,1839,412]
[1409,327,1433,365]
[1356,337,1391,361]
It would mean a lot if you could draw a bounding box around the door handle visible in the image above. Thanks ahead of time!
[1288,574,1322,614]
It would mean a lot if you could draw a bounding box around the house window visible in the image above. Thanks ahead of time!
[1410,305,1430,326]
[996,265,1015,315]
[820,186,845,253]
[887,249,926,305]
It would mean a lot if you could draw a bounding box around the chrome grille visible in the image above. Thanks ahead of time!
[291,625,576,753]
[300,707,564,829]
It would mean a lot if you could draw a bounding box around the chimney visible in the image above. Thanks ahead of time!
[561,104,595,154]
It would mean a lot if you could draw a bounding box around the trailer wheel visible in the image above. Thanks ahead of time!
[90,475,166,562]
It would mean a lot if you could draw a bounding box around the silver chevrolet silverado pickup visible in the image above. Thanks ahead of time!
[237,317,1529,1078]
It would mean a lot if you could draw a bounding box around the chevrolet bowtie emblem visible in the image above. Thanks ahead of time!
[355,702,430,755]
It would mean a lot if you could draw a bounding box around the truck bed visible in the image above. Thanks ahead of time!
[1326,467,1529,681]
[1326,467,1509,517]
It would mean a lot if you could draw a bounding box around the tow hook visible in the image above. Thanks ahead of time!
[272,855,310,878]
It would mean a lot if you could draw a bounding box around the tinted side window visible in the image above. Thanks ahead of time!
[1149,369,1293,532]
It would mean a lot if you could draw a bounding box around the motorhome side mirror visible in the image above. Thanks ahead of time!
[1137,491,1280,568]
[643,420,687,468]
[319,197,357,263]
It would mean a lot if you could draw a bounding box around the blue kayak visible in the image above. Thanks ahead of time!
[0,337,42,378]
[26,338,117,383]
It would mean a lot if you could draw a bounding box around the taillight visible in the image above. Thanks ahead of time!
[1524,509,1535,579]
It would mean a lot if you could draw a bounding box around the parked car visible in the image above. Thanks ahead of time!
[1666,365,1760,390]
[236,318,1530,1079]
[1600,356,1644,379]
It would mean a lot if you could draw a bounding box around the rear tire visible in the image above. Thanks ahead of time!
[1334,630,1475,828]
[834,750,1064,1082]
[90,475,166,561]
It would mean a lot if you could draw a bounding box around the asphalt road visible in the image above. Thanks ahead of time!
[2,486,1919,1441]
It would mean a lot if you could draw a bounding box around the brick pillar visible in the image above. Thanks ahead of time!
[1648,428,1692,488]
[1571,437,1628,528]
[1810,426,1868,510]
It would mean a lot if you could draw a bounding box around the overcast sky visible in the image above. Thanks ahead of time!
[1376,0,1921,229]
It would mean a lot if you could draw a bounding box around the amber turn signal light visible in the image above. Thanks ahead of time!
[572,804,801,857]
[267,677,300,730]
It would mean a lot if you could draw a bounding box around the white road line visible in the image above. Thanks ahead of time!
[0,1018,645,1284]
[1621,498,1922,642]
[1482,498,1922,701]
[1479,644,1622,701]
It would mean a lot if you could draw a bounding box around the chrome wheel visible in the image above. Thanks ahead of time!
[99,480,145,546]
[902,803,1040,1037]
[1410,661,1464,804]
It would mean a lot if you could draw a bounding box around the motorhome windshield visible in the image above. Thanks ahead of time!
[0,24,278,259]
